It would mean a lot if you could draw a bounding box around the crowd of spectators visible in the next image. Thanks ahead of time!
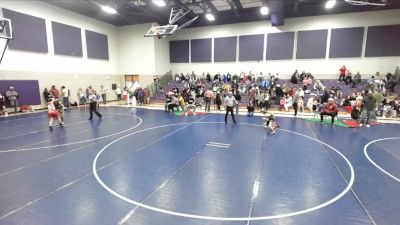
[160,66,400,124]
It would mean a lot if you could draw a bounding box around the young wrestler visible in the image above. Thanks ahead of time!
[54,99,65,125]
[47,98,62,130]
[263,112,279,134]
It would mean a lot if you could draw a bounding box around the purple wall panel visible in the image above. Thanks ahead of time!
[86,30,109,60]
[239,34,264,61]
[0,80,41,106]
[214,36,237,62]
[329,27,364,58]
[365,25,400,57]
[296,29,328,59]
[52,21,82,57]
[191,38,212,62]
[170,40,189,63]
[2,8,48,53]
[266,32,294,60]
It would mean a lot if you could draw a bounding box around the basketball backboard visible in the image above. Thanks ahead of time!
[144,24,178,38]
[0,17,12,40]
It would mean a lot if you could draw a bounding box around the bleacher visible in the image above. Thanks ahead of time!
[150,78,370,109]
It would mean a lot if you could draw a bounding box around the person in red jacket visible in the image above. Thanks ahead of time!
[339,65,346,82]
[320,98,338,125]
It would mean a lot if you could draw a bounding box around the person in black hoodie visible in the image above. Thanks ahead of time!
[234,89,241,115]
[215,91,222,111]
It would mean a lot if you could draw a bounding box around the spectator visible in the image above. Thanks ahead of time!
[100,85,108,105]
[6,86,19,113]
[306,97,317,113]
[186,95,196,116]
[43,88,50,103]
[61,86,70,108]
[291,70,299,84]
[359,92,376,127]
[234,90,241,115]
[215,91,222,111]
[320,98,338,125]
[49,85,60,99]
[168,95,179,113]
[247,99,255,117]
[339,65,346,82]
[344,72,352,85]
[204,88,214,112]
[292,90,300,117]
[77,88,86,106]
[314,80,325,93]
[115,85,122,100]
[0,91,5,115]
[153,75,160,91]
[352,72,361,88]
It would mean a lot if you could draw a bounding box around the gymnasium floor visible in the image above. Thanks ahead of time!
[0,107,399,225]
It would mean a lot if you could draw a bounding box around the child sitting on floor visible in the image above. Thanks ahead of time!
[263,112,279,134]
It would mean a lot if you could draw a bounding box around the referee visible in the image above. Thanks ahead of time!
[224,92,237,123]
[88,89,102,120]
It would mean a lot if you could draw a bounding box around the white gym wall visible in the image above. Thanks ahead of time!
[169,9,400,79]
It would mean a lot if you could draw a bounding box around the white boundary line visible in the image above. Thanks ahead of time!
[0,113,143,153]
[93,122,355,221]
[205,144,230,148]
[208,142,231,146]
[364,137,400,183]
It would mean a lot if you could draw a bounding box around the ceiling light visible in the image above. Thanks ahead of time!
[101,5,117,14]
[260,6,269,15]
[205,13,215,21]
[152,0,166,7]
[325,0,336,9]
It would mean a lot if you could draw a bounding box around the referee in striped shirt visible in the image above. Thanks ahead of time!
[224,92,237,123]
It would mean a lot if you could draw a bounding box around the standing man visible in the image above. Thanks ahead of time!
[360,92,376,127]
[49,85,60,99]
[61,86,70,108]
[224,92,237,124]
[204,88,214,112]
[234,89,241,115]
[115,85,122,100]
[88,89,102,120]
[100,85,108,105]
[6,86,19,113]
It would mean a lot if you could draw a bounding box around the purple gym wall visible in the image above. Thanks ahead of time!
[52,21,83,57]
[86,30,109,60]
[239,34,264,61]
[0,80,41,106]
[296,29,328,59]
[2,8,48,53]
[266,32,294,60]
[214,36,237,62]
[365,24,400,57]
[191,38,212,62]
[170,40,189,63]
[329,27,364,58]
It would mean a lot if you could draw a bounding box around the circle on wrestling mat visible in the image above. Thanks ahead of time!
[93,122,354,221]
